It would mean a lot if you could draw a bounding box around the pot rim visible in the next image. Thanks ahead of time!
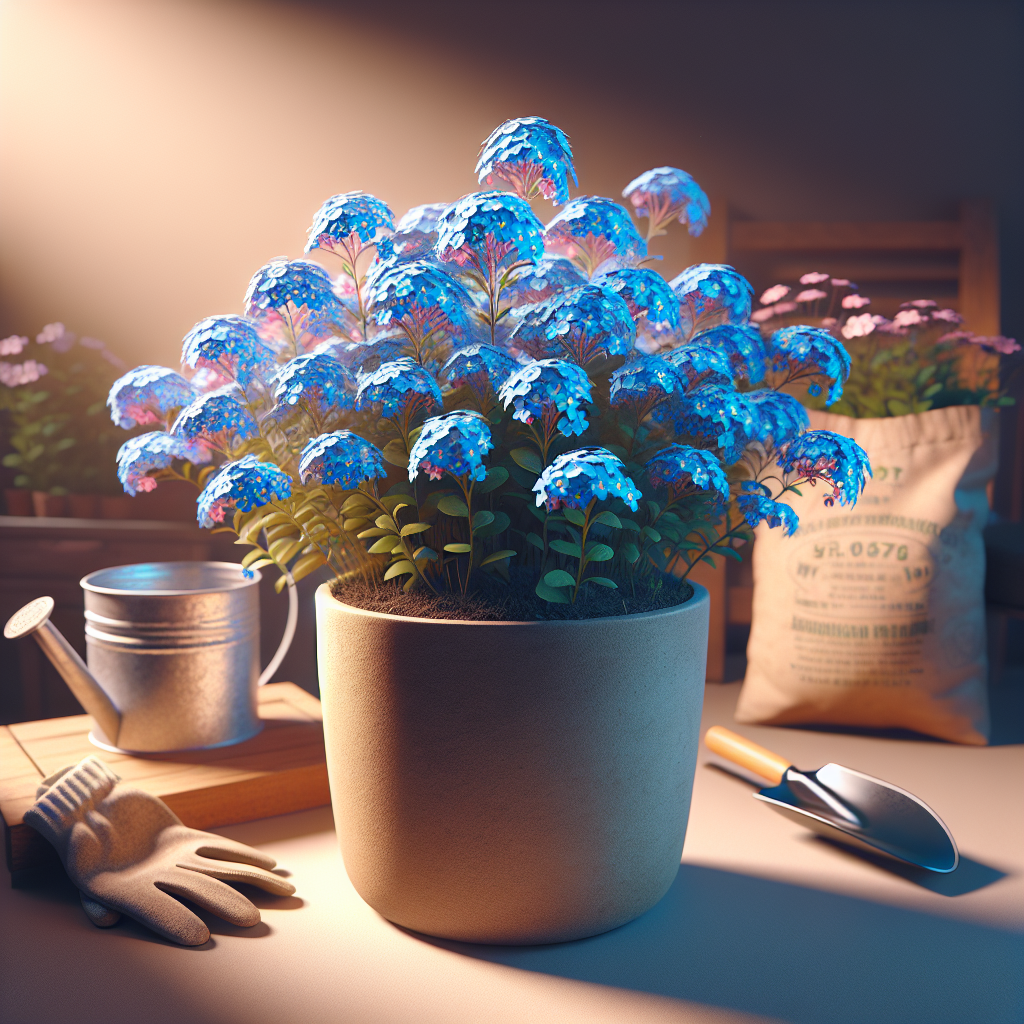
[82,560,261,597]
[316,579,707,629]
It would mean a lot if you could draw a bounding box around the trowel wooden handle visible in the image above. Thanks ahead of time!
[704,726,791,785]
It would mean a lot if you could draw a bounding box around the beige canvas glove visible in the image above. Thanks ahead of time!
[24,756,296,946]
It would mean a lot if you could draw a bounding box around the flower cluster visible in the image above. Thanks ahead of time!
[102,115,872,606]
[408,411,494,483]
[534,448,640,512]
[0,360,48,387]
[475,117,578,205]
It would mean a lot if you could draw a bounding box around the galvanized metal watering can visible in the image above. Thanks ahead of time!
[4,562,297,753]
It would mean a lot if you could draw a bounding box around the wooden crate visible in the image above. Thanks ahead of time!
[1,682,331,879]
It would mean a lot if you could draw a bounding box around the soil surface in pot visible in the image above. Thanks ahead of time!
[330,567,694,621]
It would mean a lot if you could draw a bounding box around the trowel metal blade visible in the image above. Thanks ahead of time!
[754,762,959,873]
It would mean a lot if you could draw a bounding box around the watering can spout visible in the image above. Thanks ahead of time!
[4,597,122,745]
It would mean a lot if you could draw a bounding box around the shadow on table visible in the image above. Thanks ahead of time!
[423,864,1024,1024]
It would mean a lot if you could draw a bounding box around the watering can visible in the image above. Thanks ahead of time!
[3,562,297,754]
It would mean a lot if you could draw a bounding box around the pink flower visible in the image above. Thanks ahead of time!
[830,278,851,287]
[772,301,798,315]
[893,308,926,328]
[931,308,963,324]
[136,476,158,493]
[759,284,790,305]
[905,299,936,309]
[820,317,838,328]
[942,331,1021,355]
[36,322,67,344]
[799,272,830,285]
[842,295,871,309]
[0,359,49,386]
[190,366,233,393]
[750,307,775,323]
[795,289,828,302]
[0,335,28,356]
[841,313,880,339]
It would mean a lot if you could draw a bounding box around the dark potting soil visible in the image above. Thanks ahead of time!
[330,566,694,622]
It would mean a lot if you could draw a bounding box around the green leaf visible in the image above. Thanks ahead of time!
[481,548,517,566]
[510,447,542,475]
[444,542,472,553]
[711,544,743,562]
[380,494,411,512]
[472,510,495,531]
[357,527,391,539]
[584,576,617,588]
[384,560,415,581]
[342,493,372,513]
[562,508,586,527]
[476,467,509,493]
[474,510,510,537]
[413,546,438,561]
[375,514,398,531]
[526,532,544,551]
[621,542,641,563]
[343,517,369,532]
[585,543,614,562]
[368,536,401,554]
[400,522,432,536]
[437,495,469,517]
[617,518,641,531]
[2,453,22,467]
[550,538,583,558]
[381,439,409,468]
[646,500,661,517]
[543,569,576,588]
[291,551,327,582]
[241,548,270,568]
[269,538,302,564]
[593,511,622,528]
[274,574,290,594]
[535,580,570,604]
[641,526,661,542]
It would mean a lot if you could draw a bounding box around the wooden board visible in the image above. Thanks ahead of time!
[1,682,331,879]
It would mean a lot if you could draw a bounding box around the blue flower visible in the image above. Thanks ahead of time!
[744,388,809,446]
[442,343,518,403]
[365,260,476,352]
[776,429,871,507]
[180,315,275,389]
[533,447,640,512]
[509,285,636,365]
[197,455,292,528]
[594,268,681,331]
[408,411,494,483]
[544,197,647,277]
[271,352,355,411]
[736,494,799,535]
[670,264,753,330]
[622,167,710,238]
[609,356,685,417]
[689,323,767,384]
[171,385,259,451]
[664,344,734,388]
[305,192,394,254]
[671,383,759,463]
[298,430,387,488]
[392,203,449,258]
[475,117,578,205]
[646,444,729,502]
[498,358,593,437]
[107,366,197,429]
[502,256,586,306]
[355,358,443,421]
[243,259,344,350]
[434,191,545,275]
[768,326,852,404]
[115,432,210,496]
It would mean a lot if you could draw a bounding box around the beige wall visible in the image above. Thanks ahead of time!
[0,0,721,369]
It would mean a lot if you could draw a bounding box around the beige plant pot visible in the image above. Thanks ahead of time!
[315,582,710,945]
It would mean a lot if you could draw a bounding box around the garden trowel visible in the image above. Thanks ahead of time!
[704,726,959,873]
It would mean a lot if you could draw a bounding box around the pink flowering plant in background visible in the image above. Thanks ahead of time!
[106,117,871,610]
[751,277,1019,417]
[0,324,128,495]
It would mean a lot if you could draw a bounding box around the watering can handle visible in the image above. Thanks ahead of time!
[258,569,297,687]
[704,726,792,786]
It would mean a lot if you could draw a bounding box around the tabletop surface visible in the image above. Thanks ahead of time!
[2,681,1022,1024]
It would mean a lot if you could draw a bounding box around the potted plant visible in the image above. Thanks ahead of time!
[1,323,128,516]
[105,117,870,943]
[738,276,1019,744]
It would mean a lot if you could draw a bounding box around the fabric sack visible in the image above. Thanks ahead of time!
[736,405,997,745]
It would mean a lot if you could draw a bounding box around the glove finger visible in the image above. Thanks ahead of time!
[162,867,261,928]
[79,891,121,928]
[191,836,278,871]
[90,879,211,946]
[179,853,296,896]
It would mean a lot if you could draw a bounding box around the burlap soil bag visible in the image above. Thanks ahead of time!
[736,405,996,745]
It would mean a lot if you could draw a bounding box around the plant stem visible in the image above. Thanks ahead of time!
[571,498,597,603]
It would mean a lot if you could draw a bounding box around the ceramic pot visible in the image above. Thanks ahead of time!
[4,488,33,516]
[32,491,68,517]
[316,582,710,945]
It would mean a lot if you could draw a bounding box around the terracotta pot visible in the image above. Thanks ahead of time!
[32,491,69,517]
[67,493,101,519]
[4,488,33,516]
[315,582,710,945]
[99,495,137,520]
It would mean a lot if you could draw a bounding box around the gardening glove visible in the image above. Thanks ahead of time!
[24,756,296,946]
